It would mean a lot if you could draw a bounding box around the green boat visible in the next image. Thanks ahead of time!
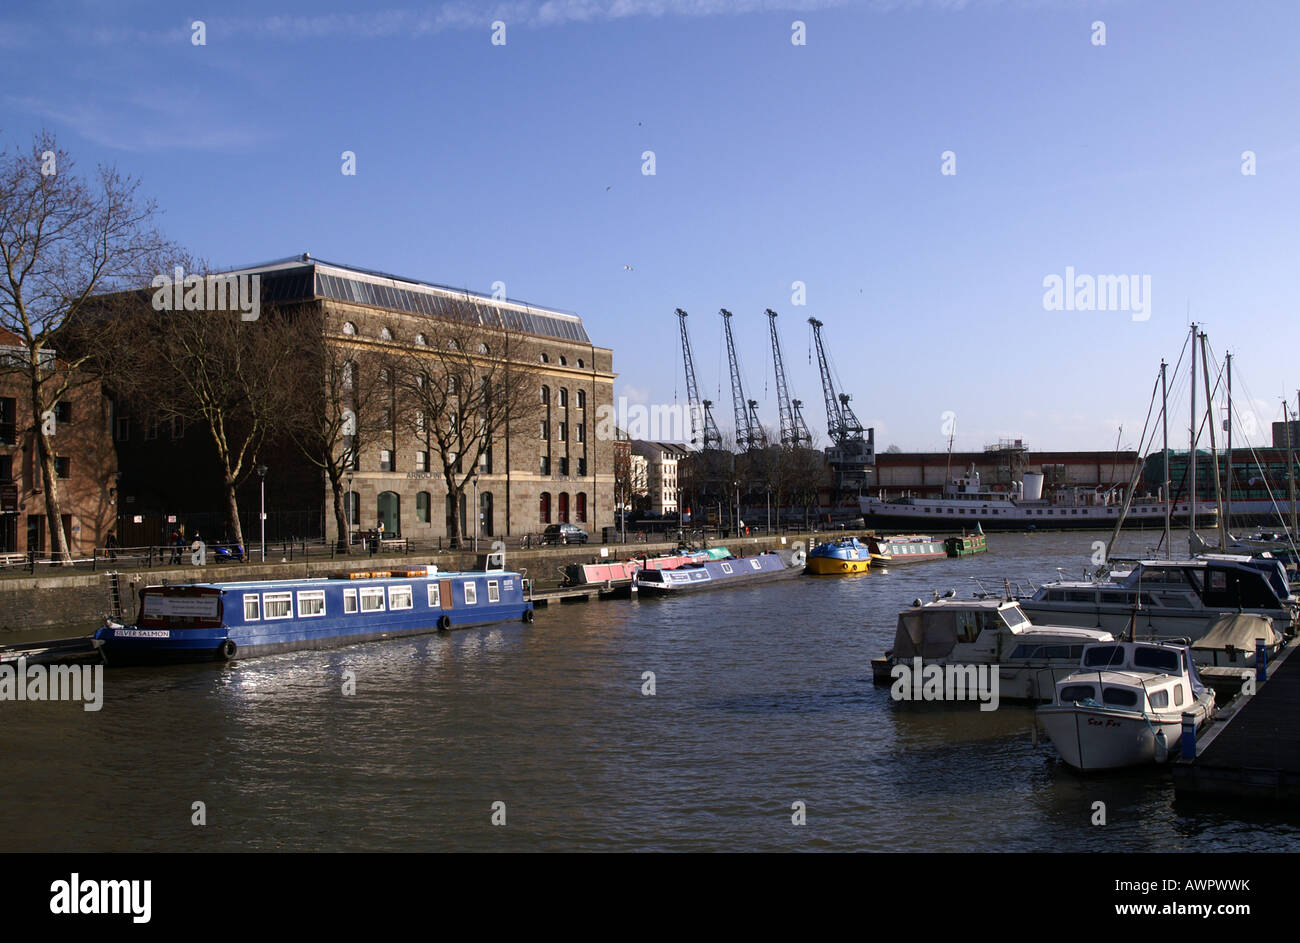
[945,526,987,557]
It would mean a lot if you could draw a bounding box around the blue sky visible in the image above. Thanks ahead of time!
[3,0,1298,454]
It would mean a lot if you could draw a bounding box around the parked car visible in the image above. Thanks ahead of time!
[542,523,588,545]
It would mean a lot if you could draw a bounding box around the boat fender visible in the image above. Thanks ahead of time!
[1153,728,1168,763]
[522,609,535,624]
[217,639,237,661]
[437,615,452,631]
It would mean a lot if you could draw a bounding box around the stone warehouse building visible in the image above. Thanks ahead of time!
[111,256,616,545]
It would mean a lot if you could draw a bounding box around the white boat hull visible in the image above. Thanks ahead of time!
[1037,698,1213,770]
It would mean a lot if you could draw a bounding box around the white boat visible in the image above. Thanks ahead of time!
[871,597,1114,703]
[861,465,1216,532]
[1018,556,1297,646]
[1036,640,1216,771]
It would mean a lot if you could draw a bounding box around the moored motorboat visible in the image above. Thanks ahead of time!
[865,534,947,566]
[806,537,870,575]
[93,564,533,663]
[871,597,1113,702]
[945,525,987,557]
[1036,640,1216,771]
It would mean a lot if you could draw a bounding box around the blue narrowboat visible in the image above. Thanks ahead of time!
[635,551,799,595]
[93,565,534,663]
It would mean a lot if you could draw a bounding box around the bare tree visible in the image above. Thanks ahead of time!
[280,313,389,551]
[0,133,168,561]
[395,303,543,547]
[116,299,301,550]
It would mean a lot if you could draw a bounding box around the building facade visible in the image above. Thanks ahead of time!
[631,440,689,515]
[111,257,616,545]
[0,332,117,557]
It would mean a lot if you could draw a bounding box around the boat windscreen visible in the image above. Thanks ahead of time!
[999,606,1029,630]
[1132,646,1180,674]
[1082,645,1126,669]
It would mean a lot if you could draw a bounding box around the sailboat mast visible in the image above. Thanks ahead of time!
[1189,323,1198,543]
[1288,398,1299,537]
[1162,359,1171,557]
[1200,331,1227,549]
[1225,353,1233,531]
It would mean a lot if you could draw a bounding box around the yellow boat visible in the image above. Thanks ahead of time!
[805,537,871,575]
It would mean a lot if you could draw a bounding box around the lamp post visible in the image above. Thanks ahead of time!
[257,464,268,562]
[766,485,771,534]
[345,472,354,551]
[734,480,740,538]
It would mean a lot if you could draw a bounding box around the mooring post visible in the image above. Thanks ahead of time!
[1180,712,1197,760]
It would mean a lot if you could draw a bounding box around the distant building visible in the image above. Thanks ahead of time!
[630,440,690,515]
[0,331,117,557]
[1272,421,1300,450]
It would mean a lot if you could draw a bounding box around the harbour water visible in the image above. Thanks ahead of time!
[2,530,1297,852]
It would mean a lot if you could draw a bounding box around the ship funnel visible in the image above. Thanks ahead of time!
[1022,472,1045,501]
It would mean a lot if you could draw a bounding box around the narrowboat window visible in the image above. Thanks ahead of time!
[244,594,260,621]
[389,586,413,610]
[1060,684,1096,702]
[1148,689,1170,709]
[264,591,293,620]
[1102,687,1139,707]
[344,589,358,614]
[464,582,478,605]
[721,562,733,574]
[428,583,441,608]
[487,580,500,603]
[1174,684,1185,706]
[750,559,761,569]
[360,587,385,612]
[297,590,326,617]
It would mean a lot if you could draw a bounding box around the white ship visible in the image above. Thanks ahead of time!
[861,465,1216,532]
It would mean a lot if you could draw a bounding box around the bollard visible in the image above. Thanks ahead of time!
[1256,637,1267,683]
[1180,712,1197,760]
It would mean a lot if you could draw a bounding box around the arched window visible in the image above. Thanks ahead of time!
[416,491,431,524]
[342,360,354,388]
[559,389,568,408]
[379,326,393,341]
[415,332,427,346]
[559,356,567,366]
[558,492,570,523]
[480,492,494,537]
[346,491,360,529]
[540,385,549,404]
[576,492,587,523]
[577,359,584,368]
[539,353,549,363]
[377,492,401,535]
[577,390,585,409]
[342,321,357,336]
[478,343,489,354]
[540,492,551,524]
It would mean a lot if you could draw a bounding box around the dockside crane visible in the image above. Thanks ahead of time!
[721,308,765,450]
[675,308,723,450]
[808,317,874,490]
[766,309,812,448]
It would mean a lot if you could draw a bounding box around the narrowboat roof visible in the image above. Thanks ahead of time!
[148,569,520,592]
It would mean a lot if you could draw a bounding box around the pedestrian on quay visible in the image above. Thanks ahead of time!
[169,530,183,565]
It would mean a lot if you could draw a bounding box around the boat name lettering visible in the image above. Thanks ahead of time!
[114,629,172,639]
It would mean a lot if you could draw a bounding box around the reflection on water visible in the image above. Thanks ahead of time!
[1,531,1296,851]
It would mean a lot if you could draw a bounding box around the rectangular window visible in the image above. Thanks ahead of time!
[54,457,70,479]
[389,585,413,610]
[576,424,585,443]
[540,421,549,440]
[360,587,385,611]
[540,456,551,475]
[559,423,567,442]
[416,451,428,472]
[464,582,477,605]
[297,590,326,617]
[427,583,441,608]
[54,401,72,424]
[560,457,569,476]
[578,457,587,477]
[264,591,293,619]
[380,450,393,472]
[243,594,260,621]
[488,580,500,603]
[344,588,358,613]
